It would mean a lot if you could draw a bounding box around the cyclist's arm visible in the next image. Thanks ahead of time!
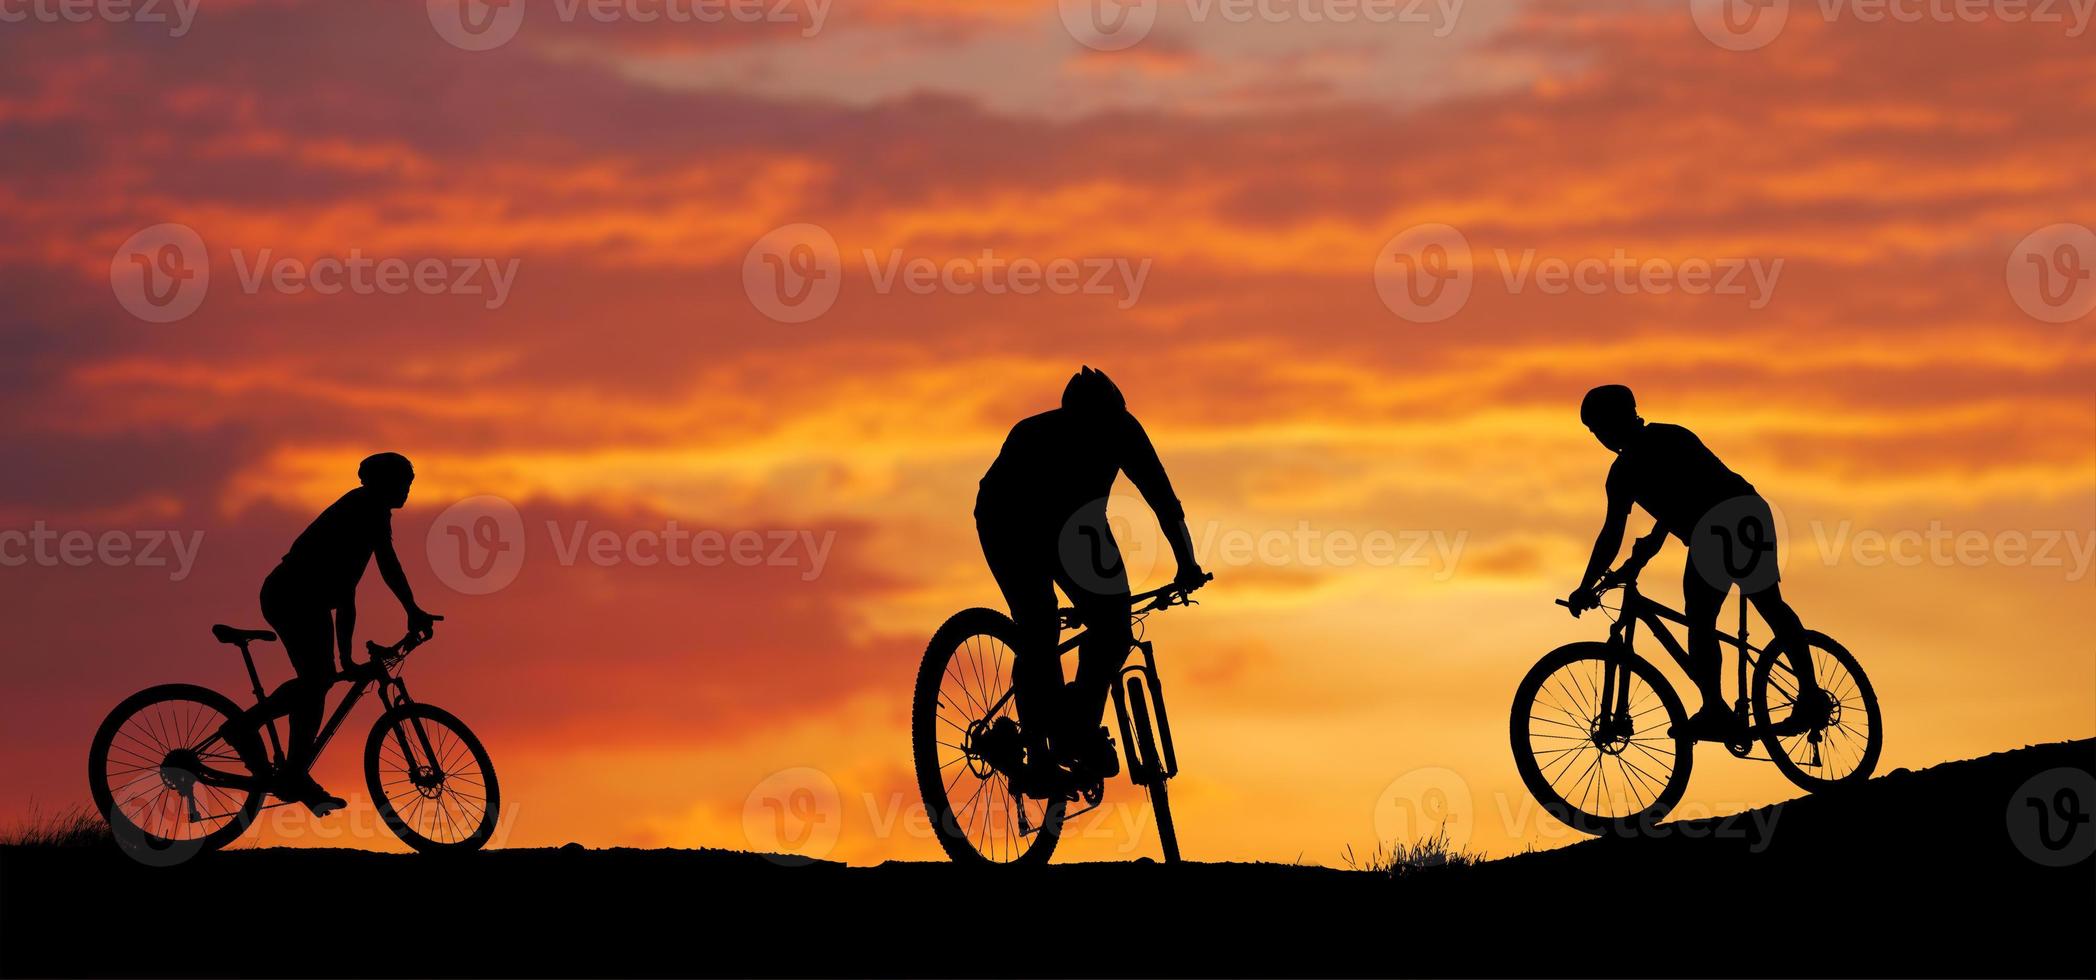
[1119,413,1201,577]
[335,603,356,671]
[372,519,428,622]
[1619,526,1668,580]
[1576,483,1635,592]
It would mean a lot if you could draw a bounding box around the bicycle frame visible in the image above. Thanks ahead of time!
[1589,581,1815,747]
[195,637,432,795]
[1606,582,1771,702]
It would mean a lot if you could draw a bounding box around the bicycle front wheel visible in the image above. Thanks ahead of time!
[364,703,499,853]
[1510,643,1692,835]
[1752,630,1882,791]
[88,684,265,860]
[911,607,1064,866]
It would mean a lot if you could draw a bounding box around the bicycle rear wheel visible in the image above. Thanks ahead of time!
[911,608,1064,866]
[1751,631,1882,791]
[88,684,265,860]
[1125,675,1179,863]
[1510,643,1692,835]
[365,703,499,853]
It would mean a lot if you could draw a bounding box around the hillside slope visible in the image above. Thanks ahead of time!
[3,739,2089,977]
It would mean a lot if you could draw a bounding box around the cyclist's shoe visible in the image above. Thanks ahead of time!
[1763,687,1833,737]
[276,773,346,816]
[1669,706,1742,742]
[338,657,387,682]
[1007,759,1069,801]
[212,715,268,769]
[1064,726,1120,782]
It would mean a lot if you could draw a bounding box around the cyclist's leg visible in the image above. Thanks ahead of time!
[1051,527,1131,763]
[259,592,334,782]
[1728,494,1817,691]
[1679,557,1729,717]
[1745,582,1817,692]
[979,519,1061,764]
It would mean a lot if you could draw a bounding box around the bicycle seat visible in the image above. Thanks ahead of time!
[211,624,277,645]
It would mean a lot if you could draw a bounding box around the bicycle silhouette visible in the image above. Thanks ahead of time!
[1511,567,1883,834]
[88,622,498,858]
[911,573,1211,866]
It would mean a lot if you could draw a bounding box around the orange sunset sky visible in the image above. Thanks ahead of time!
[1,0,2092,864]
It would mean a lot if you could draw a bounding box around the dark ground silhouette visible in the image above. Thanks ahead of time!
[5,740,2089,978]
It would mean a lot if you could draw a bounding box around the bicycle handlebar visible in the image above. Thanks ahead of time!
[365,625,438,669]
[1059,572,1214,629]
[1133,571,1214,611]
[1559,567,1637,616]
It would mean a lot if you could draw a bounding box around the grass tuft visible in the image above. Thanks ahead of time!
[0,803,113,849]
[1341,825,1483,879]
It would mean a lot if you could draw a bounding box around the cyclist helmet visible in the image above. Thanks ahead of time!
[1061,366,1126,414]
[358,452,415,486]
[1579,384,1638,429]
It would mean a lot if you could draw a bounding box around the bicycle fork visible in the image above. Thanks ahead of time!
[379,682,446,789]
[1598,653,1636,745]
[1110,641,1177,784]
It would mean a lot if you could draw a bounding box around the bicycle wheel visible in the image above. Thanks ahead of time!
[364,703,499,853]
[911,607,1064,866]
[88,684,265,859]
[1125,675,1179,863]
[1751,630,1882,791]
[1510,642,1692,835]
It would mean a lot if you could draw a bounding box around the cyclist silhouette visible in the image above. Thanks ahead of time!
[975,367,1206,796]
[218,453,440,813]
[1566,385,1813,741]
